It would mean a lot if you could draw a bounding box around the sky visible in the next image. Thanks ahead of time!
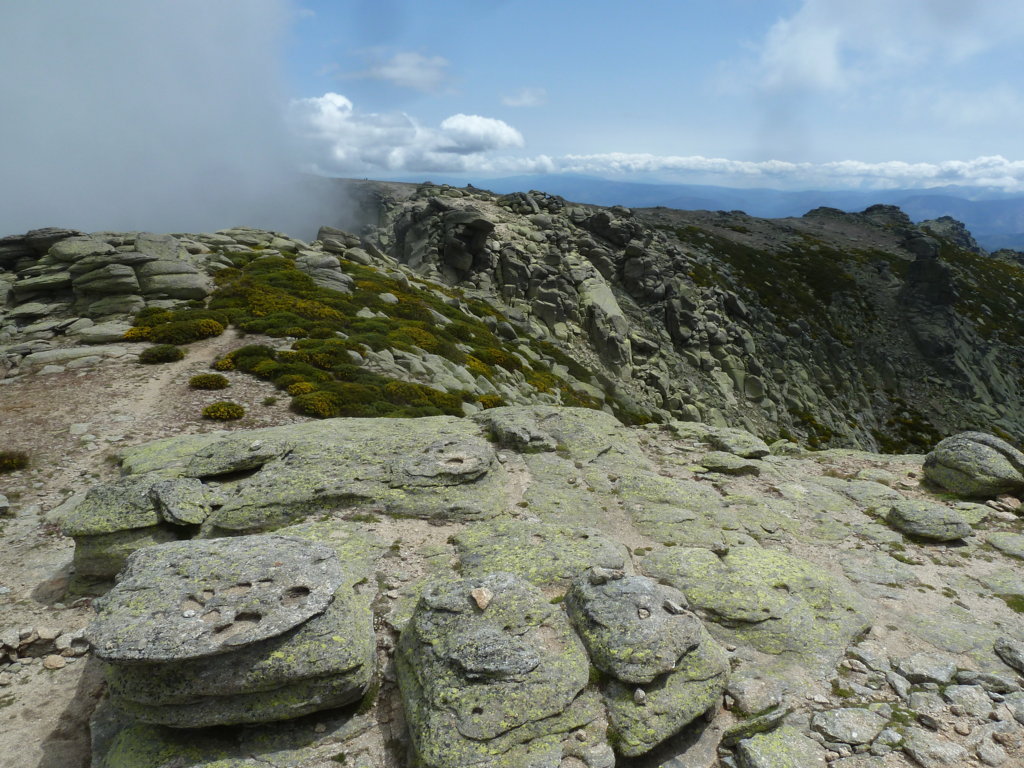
[2,0,1024,236]
[287,0,1024,190]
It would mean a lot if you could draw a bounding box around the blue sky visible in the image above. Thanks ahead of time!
[3,1,1024,236]
[284,0,1024,190]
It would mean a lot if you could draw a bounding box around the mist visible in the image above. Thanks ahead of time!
[0,1,343,240]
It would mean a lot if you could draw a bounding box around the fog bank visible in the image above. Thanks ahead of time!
[0,1,340,239]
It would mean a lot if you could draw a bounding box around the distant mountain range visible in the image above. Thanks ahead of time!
[395,174,1024,252]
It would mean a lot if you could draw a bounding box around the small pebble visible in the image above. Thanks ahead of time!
[42,655,66,670]
[470,587,493,610]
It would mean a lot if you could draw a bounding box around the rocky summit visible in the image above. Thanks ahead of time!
[1,182,1024,767]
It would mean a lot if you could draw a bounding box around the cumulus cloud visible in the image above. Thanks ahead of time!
[502,87,548,108]
[358,51,449,92]
[438,115,524,154]
[289,93,526,174]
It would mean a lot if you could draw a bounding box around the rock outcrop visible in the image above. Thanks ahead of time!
[4,181,1024,767]
[924,431,1024,497]
[42,407,1022,766]
[87,535,375,729]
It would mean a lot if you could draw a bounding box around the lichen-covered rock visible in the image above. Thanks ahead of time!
[61,474,163,537]
[602,622,728,757]
[563,571,728,757]
[736,725,827,767]
[994,636,1024,674]
[388,436,495,487]
[167,418,506,533]
[295,252,354,293]
[706,427,771,458]
[87,535,344,662]
[924,432,1024,498]
[135,259,210,299]
[183,436,294,478]
[901,727,969,766]
[811,707,887,745]
[893,652,958,684]
[93,702,376,767]
[641,546,868,668]
[103,580,374,727]
[699,450,761,475]
[148,477,210,526]
[454,520,627,588]
[72,525,180,579]
[564,570,700,684]
[987,532,1024,560]
[885,499,971,541]
[396,572,612,768]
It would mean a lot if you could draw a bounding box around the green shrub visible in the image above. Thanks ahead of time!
[0,451,29,472]
[202,401,245,420]
[189,373,230,390]
[122,325,152,342]
[292,391,341,418]
[139,344,185,364]
[475,347,523,372]
[229,345,278,371]
[132,307,173,327]
[149,318,224,345]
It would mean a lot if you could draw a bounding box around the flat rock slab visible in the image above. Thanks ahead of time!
[699,450,761,476]
[893,652,958,684]
[901,727,969,766]
[811,707,887,745]
[641,546,868,667]
[987,532,1024,560]
[885,499,971,541]
[88,535,344,661]
[61,474,161,536]
[736,725,826,768]
[454,520,627,587]
[103,585,374,728]
[706,427,770,458]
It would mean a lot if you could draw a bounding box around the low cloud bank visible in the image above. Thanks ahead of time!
[289,93,1024,191]
[0,1,339,239]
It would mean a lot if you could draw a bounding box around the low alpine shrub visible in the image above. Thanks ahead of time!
[189,373,230,390]
[0,451,29,472]
[202,401,245,420]
[139,344,185,364]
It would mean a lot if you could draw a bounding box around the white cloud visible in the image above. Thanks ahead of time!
[360,51,449,92]
[438,114,524,154]
[288,94,1024,190]
[551,153,1024,191]
[502,87,548,107]
[288,93,527,174]
[757,0,1024,93]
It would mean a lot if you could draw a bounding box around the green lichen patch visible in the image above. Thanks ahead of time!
[640,546,869,669]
